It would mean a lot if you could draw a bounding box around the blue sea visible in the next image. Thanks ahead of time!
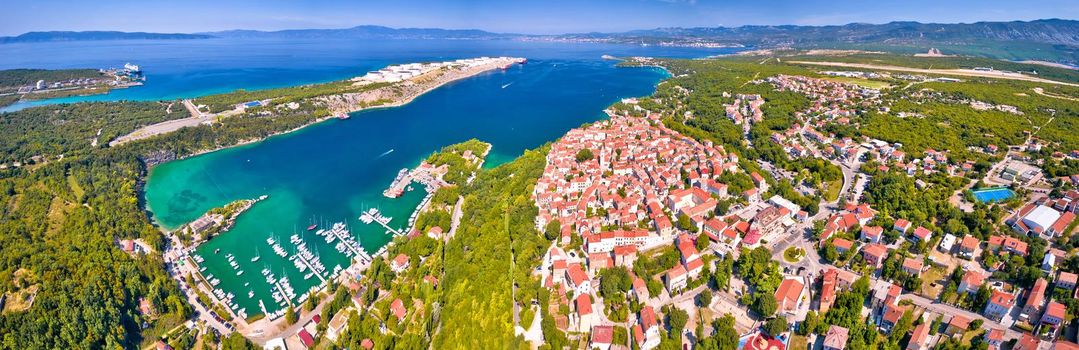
[1,37,741,317]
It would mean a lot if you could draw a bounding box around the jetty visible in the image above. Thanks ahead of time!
[383,168,412,198]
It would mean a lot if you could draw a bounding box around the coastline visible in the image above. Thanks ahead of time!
[143,58,523,170]
[153,61,521,337]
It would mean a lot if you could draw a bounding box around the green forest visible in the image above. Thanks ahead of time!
[0,68,104,89]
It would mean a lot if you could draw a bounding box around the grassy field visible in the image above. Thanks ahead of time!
[821,76,893,89]
[789,334,809,350]
[823,179,843,202]
[919,266,948,299]
[784,247,805,263]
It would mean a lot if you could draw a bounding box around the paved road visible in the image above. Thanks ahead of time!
[791,61,1079,87]
[110,99,214,146]
[898,291,1023,341]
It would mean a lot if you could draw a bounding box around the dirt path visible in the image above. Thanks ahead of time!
[1033,87,1079,101]
[791,61,1079,87]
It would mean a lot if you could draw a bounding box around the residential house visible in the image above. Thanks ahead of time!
[823,325,849,350]
[939,233,956,252]
[958,235,979,259]
[566,263,592,295]
[959,271,986,295]
[862,244,888,268]
[911,226,933,243]
[902,258,924,276]
[894,219,912,234]
[945,315,970,336]
[390,298,407,322]
[590,325,613,350]
[861,226,884,243]
[391,254,410,273]
[666,265,688,293]
[638,306,661,350]
[1042,301,1066,331]
[983,290,1015,322]
[775,277,806,315]
[820,269,839,313]
[1021,278,1047,322]
[880,303,907,333]
[833,238,854,254]
[575,294,596,332]
[985,329,1005,350]
[907,323,930,350]
[1057,271,1078,292]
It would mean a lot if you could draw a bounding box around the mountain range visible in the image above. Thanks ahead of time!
[4,19,1077,63]
[0,31,213,43]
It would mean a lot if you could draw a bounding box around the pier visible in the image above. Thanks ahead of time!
[383,168,412,198]
[272,281,294,308]
[292,254,328,284]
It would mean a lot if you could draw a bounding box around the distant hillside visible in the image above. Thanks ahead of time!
[583,19,1078,45]
[559,19,1079,64]
[0,31,214,43]
[5,20,1078,63]
[204,25,513,40]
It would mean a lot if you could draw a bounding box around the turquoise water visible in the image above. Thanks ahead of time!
[4,38,738,316]
[972,187,1015,203]
[0,38,731,111]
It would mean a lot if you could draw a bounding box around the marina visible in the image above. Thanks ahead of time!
[143,54,671,321]
[176,187,429,319]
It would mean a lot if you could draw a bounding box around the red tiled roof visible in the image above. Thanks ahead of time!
[393,253,409,268]
[1046,301,1066,319]
[1059,271,1078,284]
[1053,212,1076,233]
[832,238,853,251]
[948,314,970,330]
[962,271,986,288]
[567,263,589,286]
[862,243,887,259]
[1015,333,1039,350]
[299,329,315,347]
[1027,278,1047,309]
[989,290,1016,308]
[591,325,613,344]
[390,298,407,321]
[640,306,658,331]
[902,257,923,273]
[775,278,804,312]
[909,323,930,347]
[913,226,932,239]
[633,325,645,345]
[668,264,687,279]
[960,235,979,251]
[576,294,593,315]
[882,304,906,324]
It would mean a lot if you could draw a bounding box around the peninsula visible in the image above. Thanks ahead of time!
[0,66,144,107]
[111,56,525,146]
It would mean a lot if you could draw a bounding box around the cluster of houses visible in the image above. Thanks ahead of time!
[532,112,804,349]
[532,113,743,251]
[807,190,1079,350]
[762,74,880,122]
[723,93,765,125]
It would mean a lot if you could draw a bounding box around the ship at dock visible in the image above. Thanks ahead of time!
[383,168,411,198]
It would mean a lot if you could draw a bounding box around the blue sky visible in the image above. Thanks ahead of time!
[2,0,1076,36]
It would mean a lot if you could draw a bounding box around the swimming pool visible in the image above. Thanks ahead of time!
[972,187,1015,203]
